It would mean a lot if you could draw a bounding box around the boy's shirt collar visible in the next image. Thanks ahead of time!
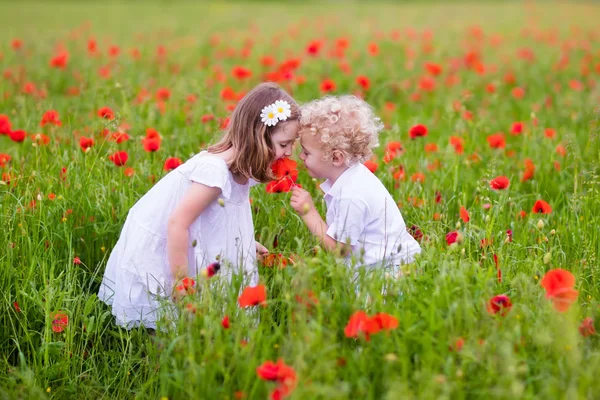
[319,163,362,198]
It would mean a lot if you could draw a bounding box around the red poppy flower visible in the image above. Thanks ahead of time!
[142,137,161,152]
[180,277,195,289]
[205,262,221,278]
[266,177,294,193]
[163,157,183,171]
[40,110,62,127]
[385,141,403,160]
[425,62,442,76]
[257,360,281,381]
[9,130,26,142]
[306,40,322,56]
[371,312,399,330]
[579,318,596,337]
[30,133,50,145]
[368,42,379,56]
[108,151,128,167]
[512,87,525,99]
[541,269,578,312]
[344,311,380,341]
[155,88,171,101]
[109,132,130,143]
[409,124,428,139]
[87,39,97,54]
[407,225,423,242]
[220,117,230,130]
[356,75,371,90]
[232,66,252,80]
[267,159,298,193]
[544,128,556,139]
[449,337,465,352]
[487,295,512,316]
[262,253,289,269]
[459,206,470,223]
[97,107,115,120]
[320,79,336,93]
[11,39,23,50]
[490,176,510,190]
[510,122,524,135]
[174,277,196,298]
[238,284,267,308]
[261,55,275,67]
[446,231,462,245]
[0,153,11,167]
[271,158,298,180]
[144,128,160,140]
[79,137,94,152]
[220,87,237,101]
[532,199,552,214]
[0,114,11,134]
[256,359,297,399]
[363,160,378,173]
[419,76,436,91]
[108,45,120,57]
[521,158,535,182]
[50,51,69,69]
[449,136,464,154]
[201,114,214,123]
[221,315,230,329]
[411,172,425,183]
[487,133,506,149]
[424,143,438,153]
[51,311,69,332]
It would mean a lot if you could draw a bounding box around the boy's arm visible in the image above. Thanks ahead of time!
[290,186,347,253]
[299,208,340,252]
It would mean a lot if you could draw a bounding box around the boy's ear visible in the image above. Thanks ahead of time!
[331,150,345,167]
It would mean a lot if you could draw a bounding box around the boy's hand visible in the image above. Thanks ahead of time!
[290,186,316,216]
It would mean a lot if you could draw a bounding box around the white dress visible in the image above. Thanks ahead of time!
[98,152,258,329]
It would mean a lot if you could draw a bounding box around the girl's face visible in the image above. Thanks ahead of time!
[271,120,299,160]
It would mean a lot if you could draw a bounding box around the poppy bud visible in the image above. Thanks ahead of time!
[537,219,545,229]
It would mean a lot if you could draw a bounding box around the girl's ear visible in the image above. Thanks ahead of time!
[331,149,345,167]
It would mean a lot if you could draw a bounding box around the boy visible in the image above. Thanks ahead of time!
[290,95,421,270]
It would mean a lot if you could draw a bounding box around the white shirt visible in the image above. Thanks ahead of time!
[320,163,421,268]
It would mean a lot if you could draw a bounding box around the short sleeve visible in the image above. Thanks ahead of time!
[249,178,260,187]
[326,197,369,246]
[187,157,232,199]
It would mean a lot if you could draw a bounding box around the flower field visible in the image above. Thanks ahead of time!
[1,2,600,399]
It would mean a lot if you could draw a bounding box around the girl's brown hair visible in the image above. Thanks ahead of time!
[208,82,300,183]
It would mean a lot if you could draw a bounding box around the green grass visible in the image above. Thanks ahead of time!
[1,1,600,399]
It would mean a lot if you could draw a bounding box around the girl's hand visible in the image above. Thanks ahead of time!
[256,241,269,260]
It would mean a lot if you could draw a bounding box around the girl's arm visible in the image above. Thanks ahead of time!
[167,183,221,281]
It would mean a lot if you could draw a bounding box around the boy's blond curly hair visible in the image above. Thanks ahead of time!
[299,95,382,166]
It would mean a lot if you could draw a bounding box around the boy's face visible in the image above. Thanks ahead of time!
[271,120,299,160]
[298,132,331,179]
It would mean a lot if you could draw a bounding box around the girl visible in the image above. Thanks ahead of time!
[99,82,300,329]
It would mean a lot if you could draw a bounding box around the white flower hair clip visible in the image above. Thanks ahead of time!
[261,100,292,127]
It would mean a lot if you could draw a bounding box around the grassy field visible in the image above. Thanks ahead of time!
[1,1,600,399]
